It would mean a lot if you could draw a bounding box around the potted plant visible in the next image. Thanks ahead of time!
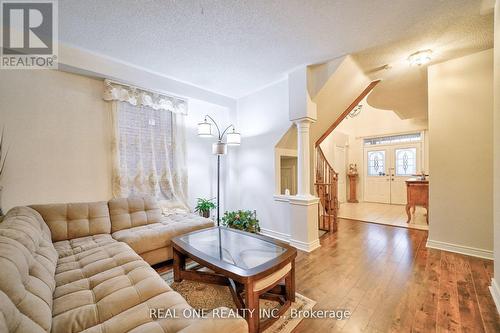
[0,128,8,217]
[221,210,260,233]
[194,198,216,218]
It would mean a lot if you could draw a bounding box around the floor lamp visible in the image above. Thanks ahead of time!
[197,115,240,225]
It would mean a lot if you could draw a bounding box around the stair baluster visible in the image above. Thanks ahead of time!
[314,146,339,232]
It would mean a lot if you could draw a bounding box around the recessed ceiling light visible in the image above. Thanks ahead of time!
[407,49,433,66]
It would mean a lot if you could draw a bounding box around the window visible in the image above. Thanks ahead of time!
[364,133,421,146]
[367,150,385,176]
[395,148,417,176]
[113,102,179,202]
[117,102,173,176]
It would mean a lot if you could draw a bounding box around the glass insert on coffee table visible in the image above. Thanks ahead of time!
[172,227,297,333]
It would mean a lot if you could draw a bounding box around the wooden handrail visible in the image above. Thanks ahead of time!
[315,80,381,147]
[314,80,381,231]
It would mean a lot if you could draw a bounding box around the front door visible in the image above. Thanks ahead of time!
[390,144,420,204]
[364,148,391,203]
[364,144,421,204]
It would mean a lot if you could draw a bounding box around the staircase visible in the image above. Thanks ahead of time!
[315,146,339,232]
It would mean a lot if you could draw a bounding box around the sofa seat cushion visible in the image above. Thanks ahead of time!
[112,213,213,255]
[53,234,117,258]
[161,212,213,227]
[52,240,197,333]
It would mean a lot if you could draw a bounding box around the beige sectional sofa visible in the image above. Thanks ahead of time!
[0,197,247,333]
[30,196,214,266]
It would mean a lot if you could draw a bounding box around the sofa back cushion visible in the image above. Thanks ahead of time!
[108,196,162,232]
[0,206,58,332]
[30,201,111,242]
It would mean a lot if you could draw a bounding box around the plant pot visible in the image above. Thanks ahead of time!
[201,210,210,218]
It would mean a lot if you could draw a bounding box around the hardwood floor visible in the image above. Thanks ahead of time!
[338,202,428,230]
[154,219,499,332]
[293,219,499,333]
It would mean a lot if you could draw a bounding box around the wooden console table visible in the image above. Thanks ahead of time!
[405,178,429,224]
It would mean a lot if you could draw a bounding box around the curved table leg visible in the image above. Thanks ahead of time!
[244,281,259,333]
[406,204,412,223]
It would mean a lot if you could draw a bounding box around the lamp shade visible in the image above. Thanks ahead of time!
[198,121,212,137]
[212,142,227,155]
[226,131,241,146]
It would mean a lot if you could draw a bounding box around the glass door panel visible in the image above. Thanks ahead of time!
[391,145,421,204]
[367,150,386,176]
[364,148,390,203]
[395,148,417,176]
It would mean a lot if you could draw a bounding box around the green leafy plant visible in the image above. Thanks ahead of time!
[194,198,216,218]
[221,210,260,233]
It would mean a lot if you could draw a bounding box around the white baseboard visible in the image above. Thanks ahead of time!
[259,228,291,243]
[260,228,321,252]
[490,278,500,314]
[289,238,321,252]
[426,239,493,260]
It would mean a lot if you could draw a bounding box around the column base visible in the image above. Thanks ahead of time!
[289,238,321,252]
[289,196,320,253]
[289,195,319,205]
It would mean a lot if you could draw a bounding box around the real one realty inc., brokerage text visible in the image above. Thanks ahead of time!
[150,308,352,320]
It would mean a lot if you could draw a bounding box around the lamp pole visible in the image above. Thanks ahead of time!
[198,115,240,226]
[217,154,220,225]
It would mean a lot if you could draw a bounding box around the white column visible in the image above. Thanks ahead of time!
[295,118,314,198]
[289,117,320,252]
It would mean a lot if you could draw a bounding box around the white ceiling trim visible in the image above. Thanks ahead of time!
[58,43,237,109]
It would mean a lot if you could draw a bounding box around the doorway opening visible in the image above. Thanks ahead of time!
[317,95,429,231]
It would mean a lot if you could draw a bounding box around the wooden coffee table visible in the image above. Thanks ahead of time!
[172,227,297,333]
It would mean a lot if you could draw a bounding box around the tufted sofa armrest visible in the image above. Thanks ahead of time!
[0,207,59,332]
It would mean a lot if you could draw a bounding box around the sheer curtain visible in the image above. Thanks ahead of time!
[107,82,189,211]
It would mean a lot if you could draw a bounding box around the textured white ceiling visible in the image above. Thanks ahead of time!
[60,0,487,98]
[353,7,493,119]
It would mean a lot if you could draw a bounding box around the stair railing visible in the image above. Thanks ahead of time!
[314,146,339,232]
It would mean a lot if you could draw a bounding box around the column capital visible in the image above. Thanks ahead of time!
[293,117,316,126]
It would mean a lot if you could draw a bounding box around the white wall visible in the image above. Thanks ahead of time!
[492,0,500,303]
[237,79,293,239]
[185,99,234,218]
[0,70,233,214]
[428,49,494,258]
[309,55,371,192]
[0,70,113,209]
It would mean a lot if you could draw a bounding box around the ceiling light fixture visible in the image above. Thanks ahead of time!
[407,49,432,66]
[348,105,363,118]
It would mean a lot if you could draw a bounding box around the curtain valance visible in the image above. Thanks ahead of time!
[103,79,188,114]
